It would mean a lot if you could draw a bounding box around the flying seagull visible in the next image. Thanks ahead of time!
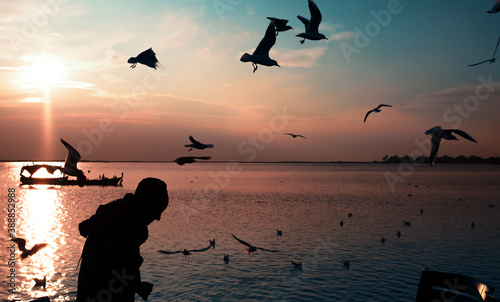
[231,233,279,254]
[487,0,500,13]
[60,139,86,187]
[267,17,293,35]
[11,237,47,260]
[174,156,212,166]
[425,126,478,166]
[296,0,328,44]
[157,240,216,259]
[283,133,307,139]
[185,136,214,151]
[128,48,162,69]
[364,104,392,123]
[240,20,280,73]
[468,36,500,66]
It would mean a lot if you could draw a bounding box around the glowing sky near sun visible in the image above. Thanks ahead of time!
[1,0,500,162]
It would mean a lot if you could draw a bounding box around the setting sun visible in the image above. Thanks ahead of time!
[18,55,66,92]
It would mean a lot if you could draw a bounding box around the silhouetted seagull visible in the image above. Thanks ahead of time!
[343,259,350,269]
[296,0,328,44]
[291,260,302,271]
[60,138,86,187]
[339,220,344,227]
[11,238,47,260]
[425,126,478,166]
[487,0,500,13]
[283,133,307,139]
[231,234,279,254]
[267,17,293,35]
[223,254,229,264]
[276,230,282,236]
[33,276,46,289]
[158,240,215,259]
[240,20,280,73]
[185,136,214,151]
[128,48,162,69]
[396,231,401,238]
[403,221,411,226]
[348,213,353,217]
[174,156,212,165]
[363,104,392,123]
[381,237,386,243]
[468,36,500,66]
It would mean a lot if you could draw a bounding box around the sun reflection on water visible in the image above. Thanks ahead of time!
[14,186,68,300]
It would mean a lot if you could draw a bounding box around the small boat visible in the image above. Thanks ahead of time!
[20,164,123,186]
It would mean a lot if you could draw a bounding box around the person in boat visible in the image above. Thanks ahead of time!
[76,178,169,302]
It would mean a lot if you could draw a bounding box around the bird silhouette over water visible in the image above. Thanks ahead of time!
[240,20,280,73]
[231,234,279,254]
[276,230,283,236]
[283,133,307,139]
[174,156,212,165]
[425,126,478,166]
[296,0,328,44]
[487,0,500,13]
[468,36,500,66]
[128,48,162,69]
[185,136,214,151]
[33,276,47,289]
[223,254,229,264]
[343,259,350,269]
[291,260,303,271]
[157,240,215,259]
[364,104,392,123]
[267,17,293,35]
[60,138,86,187]
[11,238,47,260]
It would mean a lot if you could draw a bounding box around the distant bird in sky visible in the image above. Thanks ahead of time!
[128,48,162,69]
[487,0,500,13]
[231,233,279,254]
[425,126,478,166]
[174,156,212,165]
[468,36,500,66]
[240,20,280,73]
[283,133,307,139]
[11,238,47,260]
[60,138,86,187]
[296,0,328,44]
[267,17,293,35]
[185,136,214,151]
[364,104,392,123]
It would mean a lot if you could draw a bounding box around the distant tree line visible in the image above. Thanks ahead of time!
[379,155,500,165]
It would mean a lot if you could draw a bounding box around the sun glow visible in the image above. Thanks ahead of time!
[23,55,66,90]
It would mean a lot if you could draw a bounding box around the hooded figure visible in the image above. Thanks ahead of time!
[76,178,169,302]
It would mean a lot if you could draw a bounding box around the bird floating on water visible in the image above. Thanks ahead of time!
[296,0,328,44]
[60,138,86,187]
[223,254,229,264]
[174,156,212,166]
[33,276,47,289]
[396,231,401,238]
[240,20,280,73]
[128,48,162,69]
[425,126,478,166]
[11,238,47,260]
[364,104,392,123]
[231,233,279,254]
[343,259,350,269]
[468,36,500,66]
[276,230,283,236]
[487,0,500,13]
[283,133,307,139]
[267,17,293,35]
[291,260,303,271]
[185,136,214,151]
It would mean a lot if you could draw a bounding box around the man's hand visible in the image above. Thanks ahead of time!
[137,281,154,300]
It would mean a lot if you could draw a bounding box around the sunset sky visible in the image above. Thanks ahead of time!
[1,0,500,162]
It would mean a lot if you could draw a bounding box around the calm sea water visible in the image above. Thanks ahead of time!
[1,162,499,302]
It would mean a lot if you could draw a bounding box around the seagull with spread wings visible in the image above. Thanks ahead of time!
[425,126,478,166]
[231,234,279,254]
[364,104,392,123]
[468,36,500,67]
[128,48,162,69]
[283,133,307,139]
[240,20,281,73]
[157,239,215,259]
[11,237,48,260]
[185,136,214,151]
[174,156,212,165]
[296,0,328,44]
[60,138,86,187]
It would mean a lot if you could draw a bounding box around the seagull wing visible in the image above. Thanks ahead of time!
[364,110,375,123]
[189,136,201,145]
[193,156,212,161]
[429,136,441,166]
[492,36,500,58]
[308,0,322,33]
[30,243,48,255]
[61,139,81,169]
[12,238,27,252]
[377,104,393,109]
[297,15,310,30]
[189,245,212,253]
[256,246,279,253]
[232,234,253,248]
[253,20,276,57]
[296,135,307,139]
[157,249,184,255]
[451,129,478,143]
[468,59,491,67]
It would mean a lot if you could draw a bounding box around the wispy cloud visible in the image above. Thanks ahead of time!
[272,46,327,68]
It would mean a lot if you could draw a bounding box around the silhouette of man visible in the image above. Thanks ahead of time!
[76,178,169,302]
